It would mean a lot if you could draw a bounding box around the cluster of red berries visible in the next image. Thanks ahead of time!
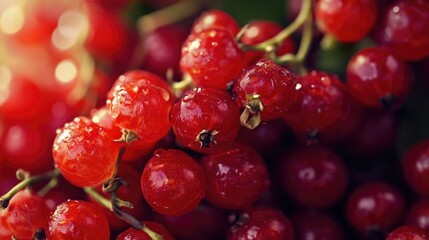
[1,0,429,239]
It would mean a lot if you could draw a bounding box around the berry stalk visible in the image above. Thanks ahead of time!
[0,168,61,209]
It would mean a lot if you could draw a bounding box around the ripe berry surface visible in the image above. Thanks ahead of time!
[140,149,206,216]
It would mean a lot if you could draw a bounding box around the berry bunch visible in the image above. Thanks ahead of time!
[1,0,429,239]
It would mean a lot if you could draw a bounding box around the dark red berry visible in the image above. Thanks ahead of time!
[200,144,270,210]
[376,0,429,61]
[406,198,429,232]
[403,140,429,196]
[346,181,405,234]
[346,47,411,109]
[283,71,350,137]
[140,149,206,216]
[291,211,346,240]
[228,207,294,240]
[386,225,427,240]
[170,87,240,154]
[279,146,348,209]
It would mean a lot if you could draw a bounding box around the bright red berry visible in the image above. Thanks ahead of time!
[346,47,411,109]
[346,181,405,234]
[48,200,110,240]
[403,140,429,195]
[191,10,240,36]
[52,116,119,187]
[315,0,377,42]
[200,144,270,210]
[110,70,173,143]
[386,226,427,240]
[170,87,240,154]
[279,146,348,209]
[116,221,174,240]
[141,149,206,216]
[0,189,50,239]
[228,207,294,240]
[376,0,429,61]
[233,58,299,128]
[180,29,245,90]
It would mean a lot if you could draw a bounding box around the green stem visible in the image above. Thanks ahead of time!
[38,175,60,197]
[84,188,163,240]
[137,0,205,35]
[239,0,312,51]
[0,168,61,209]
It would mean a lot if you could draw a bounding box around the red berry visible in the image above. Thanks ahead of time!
[386,226,427,240]
[116,221,174,240]
[283,71,350,137]
[376,0,429,61]
[228,207,294,240]
[315,0,377,42]
[240,20,295,65]
[170,87,240,153]
[140,24,187,79]
[0,189,50,239]
[140,149,206,216]
[406,198,429,232]
[191,10,240,36]
[200,144,270,210]
[153,203,229,240]
[291,211,346,240]
[233,58,299,124]
[346,47,411,109]
[110,70,173,143]
[48,200,110,240]
[52,116,119,187]
[346,181,405,234]
[403,140,429,195]
[180,29,245,89]
[279,146,348,209]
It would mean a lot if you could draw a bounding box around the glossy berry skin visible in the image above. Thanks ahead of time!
[291,211,346,240]
[180,29,245,89]
[279,146,348,209]
[346,47,411,109]
[110,70,172,143]
[233,58,299,121]
[315,0,377,42]
[403,140,429,195]
[141,149,206,216]
[200,144,270,210]
[406,198,429,232]
[228,207,294,240]
[283,71,349,136]
[386,226,427,240]
[240,20,296,65]
[116,221,174,240]
[346,181,405,234]
[191,10,240,36]
[52,116,119,187]
[0,189,50,239]
[48,200,110,240]
[170,88,240,154]
[376,0,429,61]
